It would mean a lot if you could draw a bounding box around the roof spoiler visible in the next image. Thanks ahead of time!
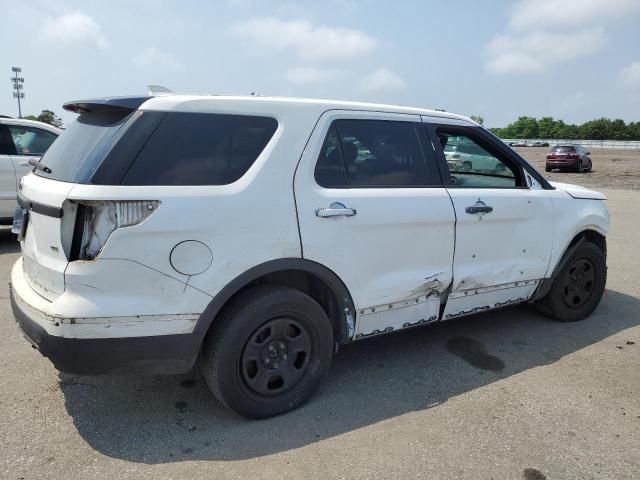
[63,96,151,114]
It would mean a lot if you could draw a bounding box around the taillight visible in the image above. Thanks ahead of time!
[69,200,160,261]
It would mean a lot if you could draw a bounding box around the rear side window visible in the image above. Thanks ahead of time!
[122,113,278,186]
[7,126,57,156]
[315,119,429,188]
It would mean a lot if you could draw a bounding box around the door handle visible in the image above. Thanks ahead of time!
[19,161,30,166]
[315,202,357,218]
[465,200,493,215]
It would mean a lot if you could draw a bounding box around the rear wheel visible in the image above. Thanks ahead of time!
[537,242,606,322]
[545,166,551,172]
[202,285,333,418]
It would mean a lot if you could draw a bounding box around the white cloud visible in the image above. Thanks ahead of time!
[285,67,343,86]
[43,13,108,50]
[231,17,377,62]
[132,47,183,72]
[360,69,405,92]
[509,0,640,30]
[484,0,640,75]
[486,29,606,74]
[621,61,640,88]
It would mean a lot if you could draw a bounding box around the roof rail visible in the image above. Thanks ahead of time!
[147,84,173,96]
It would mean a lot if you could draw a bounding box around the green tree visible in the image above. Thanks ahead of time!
[492,116,640,140]
[537,117,556,138]
[23,110,64,128]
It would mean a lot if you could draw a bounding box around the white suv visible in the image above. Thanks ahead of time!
[0,117,61,223]
[10,94,609,418]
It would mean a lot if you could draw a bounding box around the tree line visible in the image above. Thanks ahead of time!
[489,116,640,141]
[23,110,64,128]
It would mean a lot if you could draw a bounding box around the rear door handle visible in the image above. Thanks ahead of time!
[465,200,493,215]
[315,202,357,218]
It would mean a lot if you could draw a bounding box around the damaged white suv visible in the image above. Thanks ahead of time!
[10,93,609,418]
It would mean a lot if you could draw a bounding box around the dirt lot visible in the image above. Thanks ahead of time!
[0,171,638,478]
[515,147,640,190]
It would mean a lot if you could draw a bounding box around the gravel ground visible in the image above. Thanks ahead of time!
[516,147,640,190]
[0,188,638,479]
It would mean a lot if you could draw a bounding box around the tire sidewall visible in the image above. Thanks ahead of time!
[547,242,607,321]
[206,287,333,418]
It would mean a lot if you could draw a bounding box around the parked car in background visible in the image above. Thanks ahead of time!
[0,117,61,224]
[11,93,609,418]
[546,145,592,173]
[531,141,550,147]
[444,140,509,174]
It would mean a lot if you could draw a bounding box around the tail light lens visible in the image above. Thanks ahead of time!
[70,200,160,261]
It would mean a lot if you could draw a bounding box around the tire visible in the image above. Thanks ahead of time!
[202,285,334,419]
[545,166,551,172]
[494,163,506,174]
[537,242,606,322]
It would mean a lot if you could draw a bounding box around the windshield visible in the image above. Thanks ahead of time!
[35,109,133,183]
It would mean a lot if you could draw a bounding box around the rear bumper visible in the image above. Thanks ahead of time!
[10,258,204,375]
[546,160,579,168]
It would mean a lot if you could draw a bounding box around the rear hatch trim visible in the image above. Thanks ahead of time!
[18,191,63,218]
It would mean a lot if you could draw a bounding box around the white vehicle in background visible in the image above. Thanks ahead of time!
[443,139,509,175]
[10,92,609,419]
[0,117,61,224]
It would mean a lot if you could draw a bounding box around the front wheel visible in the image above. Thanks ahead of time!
[537,242,606,322]
[202,285,334,418]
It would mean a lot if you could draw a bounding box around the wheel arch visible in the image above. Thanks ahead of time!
[533,228,606,301]
[193,258,356,346]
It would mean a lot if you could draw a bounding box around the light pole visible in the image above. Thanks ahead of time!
[11,67,25,118]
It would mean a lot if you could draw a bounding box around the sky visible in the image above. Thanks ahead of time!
[1,0,640,127]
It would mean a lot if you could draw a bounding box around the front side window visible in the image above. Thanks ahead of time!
[7,125,57,156]
[122,112,278,186]
[315,119,429,188]
[437,129,520,188]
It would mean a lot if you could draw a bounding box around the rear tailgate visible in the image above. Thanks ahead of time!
[19,173,75,301]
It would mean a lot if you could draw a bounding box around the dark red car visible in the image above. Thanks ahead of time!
[546,145,592,173]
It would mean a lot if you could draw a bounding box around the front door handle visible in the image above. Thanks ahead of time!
[465,200,493,215]
[315,202,357,218]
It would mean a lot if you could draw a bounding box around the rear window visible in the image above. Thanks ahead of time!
[36,110,134,182]
[551,146,576,153]
[122,112,277,186]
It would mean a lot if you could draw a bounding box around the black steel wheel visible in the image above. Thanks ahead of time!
[562,258,596,309]
[202,285,333,418]
[537,241,606,322]
[240,316,313,397]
